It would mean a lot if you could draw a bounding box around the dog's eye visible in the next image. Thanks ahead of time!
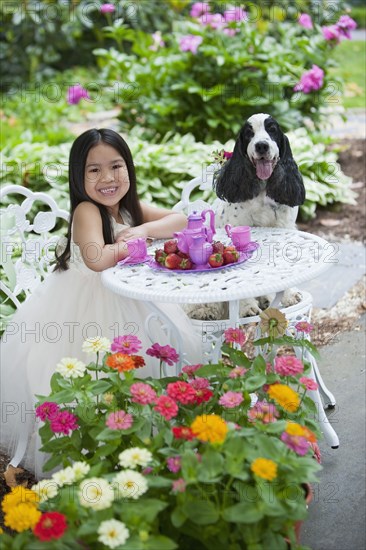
[245,128,254,139]
[266,123,277,133]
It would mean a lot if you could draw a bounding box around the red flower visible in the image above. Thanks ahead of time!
[131,355,146,369]
[154,395,179,420]
[192,388,213,404]
[172,426,194,440]
[167,381,197,405]
[146,343,179,366]
[33,512,67,541]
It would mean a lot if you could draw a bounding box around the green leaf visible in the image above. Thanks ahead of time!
[183,500,220,525]
[42,453,63,472]
[171,506,187,528]
[198,448,224,482]
[244,374,267,392]
[144,536,178,550]
[222,501,264,523]
[90,380,113,395]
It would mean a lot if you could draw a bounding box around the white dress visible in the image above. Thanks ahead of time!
[0,218,202,478]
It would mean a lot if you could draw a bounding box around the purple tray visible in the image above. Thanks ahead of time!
[148,242,259,273]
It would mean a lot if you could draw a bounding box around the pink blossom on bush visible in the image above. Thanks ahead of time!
[149,31,165,51]
[274,355,304,377]
[167,381,197,405]
[189,377,210,390]
[50,411,78,435]
[298,13,313,29]
[223,7,247,23]
[293,65,324,94]
[208,13,225,29]
[167,456,182,473]
[219,391,244,408]
[248,401,279,424]
[181,364,202,377]
[295,321,314,334]
[299,376,319,391]
[172,478,186,493]
[179,35,203,54]
[111,335,142,355]
[281,432,310,455]
[154,395,179,420]
[130,382,157,405]
[190,2,210,18]
[224,327,246,346]
[337,15,357,38]
[100,3,115,13]
[146,343,179,365]
[106,410,133,430]
[322,25,342,42]
[229,366,247,379]
[36,402,60,421]
[67,84,90,105]
[223,28,237,37]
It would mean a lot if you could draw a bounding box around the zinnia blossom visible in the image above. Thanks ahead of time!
[131,355,145,368]
[79,478,114,510]
[229,366,247,378]
[167,381,197,404]
[251,457,277,481]
[67,84,90,105]
[55,357,86,379]
[181,363,202,377]
[259,308,288,337]
[294,64,324,94]
[167,456,182,473]
[224,327,246,346]
[105,353,135,372]
[192,387,213,404]
[98,519,130,549]
[111,335,142,355]
[189,377,210,390]
[33,511,67,541]
[298,13,313,29]
[52,467,76,487]
[281,432,310,455]
[274,355,304,377]
[295,321,314,334]
[179,35,203,54]
[191,414,228,444]
[4,503,41,532]
[50,410,78,435]
[35,401,59,421]
[172,478,186,493]
[32,480,58,502]
[172,426,194,440]
[113,470,148,500]
[118,447,153,469]
[106,410,133,430]
[154,395,179,420]
[299,376,318,391]
[130,382,157,405]
[100,3,115,13]
[267,384,300,412]
[146,343,179,365]
[2,487,39,514]
[248,400,279,424]
[82,336,111,354]
[219,391,244,408]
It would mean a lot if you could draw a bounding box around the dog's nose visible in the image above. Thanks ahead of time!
[255,141,269,155]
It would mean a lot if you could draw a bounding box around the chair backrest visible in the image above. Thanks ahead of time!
[173,163,221,214]
[0,185,69,310]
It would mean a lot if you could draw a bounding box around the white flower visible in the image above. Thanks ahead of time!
[52,466,76,487]
[113,470,148,500]
[71,461,90,481]
[82,336,111,355]
[55,357,86,379]
[31,479,58,502]
[79,477,114,510]
[118,447,153,469]
[97,519,130,549]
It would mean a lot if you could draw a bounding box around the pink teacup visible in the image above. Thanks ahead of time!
[225,225,251,250]
[127,238,148,261]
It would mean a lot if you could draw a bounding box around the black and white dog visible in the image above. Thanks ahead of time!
[190,113,306,319]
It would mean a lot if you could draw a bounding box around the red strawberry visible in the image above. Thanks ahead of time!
[212,241,225,254]
[165,253,181,269]
[178,257,193,270]
[164,239,178,254]
[208,253,224,268]
[155,249,167,265]
[223,249,239,265]
[224,245,237,252]
[177,251,189,259]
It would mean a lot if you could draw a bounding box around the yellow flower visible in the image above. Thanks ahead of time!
[251,458,278,481]
[1,487,39,514]
[267,384,300,412]
[285,422,305,436]
[191,414,228,444]
[259,308,288,338]
[4,503,41,532]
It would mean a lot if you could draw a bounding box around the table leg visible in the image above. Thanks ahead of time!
[229,300,240,328]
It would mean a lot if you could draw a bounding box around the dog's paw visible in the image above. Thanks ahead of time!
[257,294,275,311]
[239,298,262,318]
[185,303,225,321]
[281,288,302,308]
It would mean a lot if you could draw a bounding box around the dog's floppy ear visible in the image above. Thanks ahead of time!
[266,133,306,207]
[213,132,261,203]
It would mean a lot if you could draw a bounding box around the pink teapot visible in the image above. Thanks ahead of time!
[174,209,216,254]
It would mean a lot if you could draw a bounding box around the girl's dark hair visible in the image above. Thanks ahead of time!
[55,128,143,271]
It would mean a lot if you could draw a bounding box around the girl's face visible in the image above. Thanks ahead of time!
[84,143,130,213]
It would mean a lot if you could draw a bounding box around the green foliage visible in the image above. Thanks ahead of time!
[329,38,366,109]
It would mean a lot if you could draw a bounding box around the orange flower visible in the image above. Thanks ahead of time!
[267,384,300,412]
[251,458,278,481]
[191,414,228,444]
[105,353,135,372]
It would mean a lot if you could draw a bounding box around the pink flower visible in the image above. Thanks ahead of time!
[154,395,179,420]
[172,478,186,493]
[223,7,247,23]
[248,401,279,424]
[219,391,244,408]
[299,376,319,391]
[100,3,115,13]
[167,456,181,473]
[322,25,342,43]
[295,321,314,334]
[208,13,225,29]
[149,31,165,51]
[181,364,202,377]
[293,64,324,94]
[146,343,179,366]
[274,355,304,377]
[130,382,157,405]
[142,467,153,475]
[111,335,142,355]
[106,410,133,430]
[190,2,210,18]
[36,402,60,421]
[167,381,197,405]
[229,366,247,379]
[179,35,203,54]
[189,377,210,390]
[50,411,78,435]
[337,15,357,38]
[67,84,90,105]
[298,13,313,29]
[192,388,213,404]
[224,327,246,346]
[223,151,233,159]
[281,432,310,455]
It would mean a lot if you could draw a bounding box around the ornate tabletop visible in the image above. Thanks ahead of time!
[101,228,336,304]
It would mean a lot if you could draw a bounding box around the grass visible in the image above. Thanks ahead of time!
[329,39,366,109]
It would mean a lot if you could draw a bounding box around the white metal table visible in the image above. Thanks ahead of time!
[101,228,339,448]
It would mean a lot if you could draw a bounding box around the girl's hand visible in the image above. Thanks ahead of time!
[115,225,150,242]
